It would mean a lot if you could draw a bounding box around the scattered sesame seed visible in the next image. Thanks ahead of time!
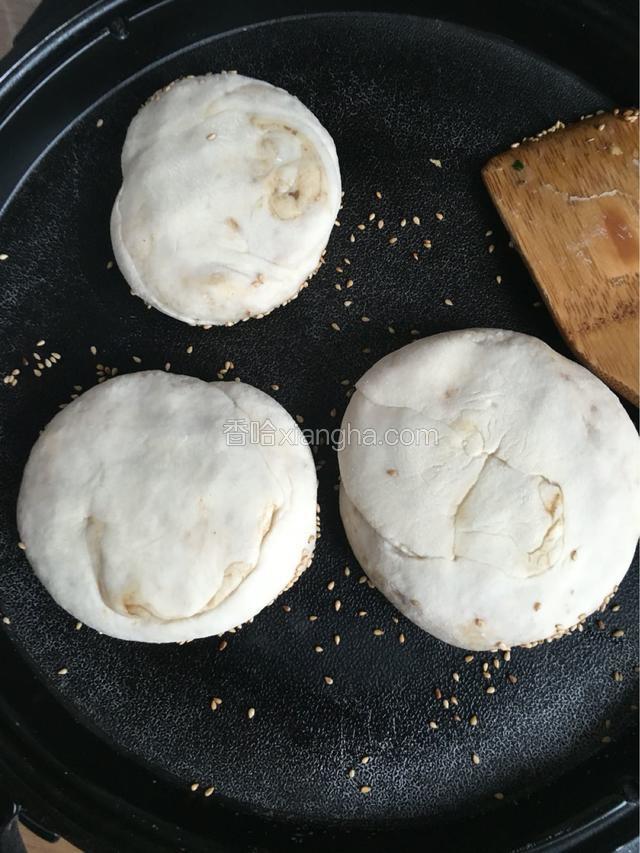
[377,220,384,229]
[282,604,291,613]
[75,621,82,630]
[357,224,366,231]
[400,218,407,228]
[96,118,104,128]
[190,782,199,792]
[598,123,606,131]
[361,316,370,323]
[314,645,324,653]
[485,230,493,237]
[452,672,460,682]
[613,671,624,682]
[412,216,420,225]
[57,667,68,676]
[411,252,419,261]
[164,362,171,371]
[423,239,432,249]
[429,159,442,168]
[18,542,26,550]
[344,566,350,576]
[349,234,355,243]
[375,191,382,199]
[361,756,370,764]
[33,369,42,378]
[464,655,474,663]
[471,753,481,766]
[470,714,478,727]
[444,298,454,306]
[334,599,342,612]
[435,212,444,221]
[206,132,217,140]
[388,236,398,245]
[2,616,11,625]
[486,686,496,694]
[399,633,406,644]
[247,707,256,719]
[507,674,518,685]
[218,639,228,651]
[360,786,371,794]
[295,414,304,424]
[90,346,97,356]
[434,688,442,700]
[488,244,495,254]
[347,768,356,778]
[0,254,8,261]
[373,628,384,636]
[36,339,45,347]
[612,629,625,638]
[309,615,318,621]
[324,676,334,685]
[494,793,505,801]
[331,322,341,331]
[204,786,214,797]
[334,634,341,645]
[132,356,142,364]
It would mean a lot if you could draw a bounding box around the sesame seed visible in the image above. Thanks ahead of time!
[357,224,366,231]
[488,244,495,253]
[411,252,419,261]
[423,239,432,249]
[464,655,474,663]
[57,667,68,676]
[472,753,481,766]
[218,639,228,651]
[399,633,406,644]
[360,786,371,794]
[469,714,478,726]
[96,118,104,128]
[75,621,82,630]
[331,322,341,331]
[428,721,438,730]
[295,414,304,424]
[204,786,214,797]
[164,362,171,371]
[598,123,606,131]
[613,671,623,682]
[132,356,142,364]
[334,599,342,611]
[358,610,368,617]
[412,216,420,225]
[388,236,398,245]
[361,316,370,323]
[596,620,605,630]
[361,756,370,764]
[388,326,395,334]
[507,674,518,684]
[373,628,384,636]
[18,542,26,550]
[349,234,355,243]
[435,212,444,221]
[400,218,407,227]
[452,672,460,682]
[494,793,505,801]
[33,369,42,378]
[327,580,335,591]
[344,566,350,576]
[486,686,496,694]
[334,634,341,645]
[377,220,384,229]
[206,132,217,140]
[444,298,454,306]
[282,604,291,613]
[247,707,256,719]
[347,768,356,778]
[309,615,318,621]
[0,253,8,261]
[190,782,199,792]
[2,616,11,625]
[485,230,493,237]
[434,688,442,700]
[612,629,625,638]
[315,645,324,653]
[324,676,334,685]
[503,650,511,662]
[496,275,502,284]
[429,159,442,167]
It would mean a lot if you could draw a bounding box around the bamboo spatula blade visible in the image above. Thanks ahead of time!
[482,110,639,406]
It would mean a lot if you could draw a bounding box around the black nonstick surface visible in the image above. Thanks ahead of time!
[0,3,638,851]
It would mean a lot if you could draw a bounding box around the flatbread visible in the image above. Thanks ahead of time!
[18,372,317,642]
[338,329,640,650]
[111,73,341,326]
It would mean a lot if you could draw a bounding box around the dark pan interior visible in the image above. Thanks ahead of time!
[0,8,637,835]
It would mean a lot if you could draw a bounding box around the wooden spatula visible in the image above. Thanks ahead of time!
[482,109,639,406]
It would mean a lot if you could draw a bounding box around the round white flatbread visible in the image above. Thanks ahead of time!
[18,372,317,642]
[338,328,640,650]
[111,72,341,326]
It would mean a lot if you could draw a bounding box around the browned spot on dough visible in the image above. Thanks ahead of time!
[444,387,458,398]
[474,617,484,627]
[570,549,578,560]
[386,468,398,476]
[533,601,542,611]
[225,217,240,232]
